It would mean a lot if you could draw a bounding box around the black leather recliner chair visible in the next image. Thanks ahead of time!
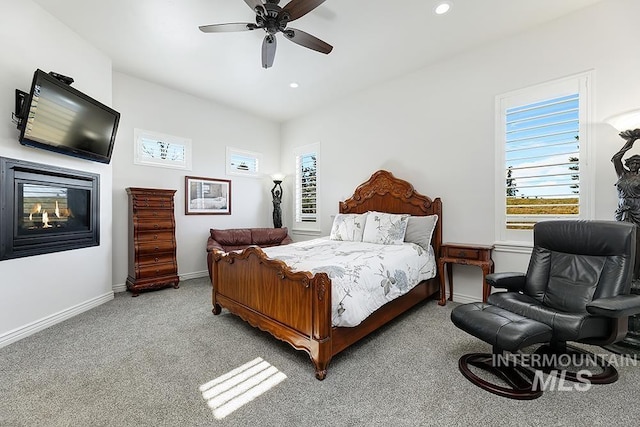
[451,220,640,399]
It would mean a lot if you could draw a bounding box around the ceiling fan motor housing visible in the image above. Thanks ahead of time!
[257,3,290,34]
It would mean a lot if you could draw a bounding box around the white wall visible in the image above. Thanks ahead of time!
[111,73,281,286]
[281,0,640,302]
[0,1,114,345]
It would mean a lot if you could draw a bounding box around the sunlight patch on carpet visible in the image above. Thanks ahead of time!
[200,357,287,419]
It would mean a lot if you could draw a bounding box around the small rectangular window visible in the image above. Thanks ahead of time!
[226,147,261,177]
[134,129,192,170]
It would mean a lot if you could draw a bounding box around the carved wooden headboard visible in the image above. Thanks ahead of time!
[339,170,442,255]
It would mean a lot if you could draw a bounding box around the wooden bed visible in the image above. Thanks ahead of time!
[211,170,442,379]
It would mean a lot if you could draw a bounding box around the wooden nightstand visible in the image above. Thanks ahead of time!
[437,243,494,306]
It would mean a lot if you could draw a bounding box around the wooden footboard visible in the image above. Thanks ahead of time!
[212,246,439,380]
[212,246,333,379]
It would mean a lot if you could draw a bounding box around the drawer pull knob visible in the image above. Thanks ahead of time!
[154,224,159,229]
[154,235,158,240]
[154,257,159,262]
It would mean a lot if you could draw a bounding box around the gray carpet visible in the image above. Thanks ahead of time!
[1,277,639,426]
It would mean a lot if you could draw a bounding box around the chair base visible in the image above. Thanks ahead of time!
[458,345,619,400]
[458,353,543,400]
[533,344,619,384]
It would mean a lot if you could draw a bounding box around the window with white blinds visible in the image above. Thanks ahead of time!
[226,147,261,177]
[134,129,192,170]
[505,93,580,228]
[294,143,319,228]
[496,72,593,244]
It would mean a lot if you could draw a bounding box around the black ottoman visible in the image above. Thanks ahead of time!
[450,302,553,400]
[451,302,552,352]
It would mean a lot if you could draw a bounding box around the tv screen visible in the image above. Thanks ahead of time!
[17,69,120,164]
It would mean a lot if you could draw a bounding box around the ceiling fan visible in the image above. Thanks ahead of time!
[199,0,333,68]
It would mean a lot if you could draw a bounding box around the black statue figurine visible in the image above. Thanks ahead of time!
[610,128,640,354]
[271,181,283,228]
[612,129,640,224]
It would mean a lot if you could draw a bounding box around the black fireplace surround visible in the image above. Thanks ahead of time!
[0,157,99,260]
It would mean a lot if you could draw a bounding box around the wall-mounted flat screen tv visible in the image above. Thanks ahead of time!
[17,69,120,164]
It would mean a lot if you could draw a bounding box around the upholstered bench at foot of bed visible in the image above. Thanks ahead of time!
[450,302,553,400]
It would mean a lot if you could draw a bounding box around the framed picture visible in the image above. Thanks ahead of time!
[185,176,231,215]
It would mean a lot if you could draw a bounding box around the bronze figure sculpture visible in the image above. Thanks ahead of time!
[612,129,640,224]
[271,180,283,228]
[611,128,640,354]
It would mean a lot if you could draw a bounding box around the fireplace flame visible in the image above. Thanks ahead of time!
[26,201,72,228]
[42,211,52,228]
[29,203,42,221]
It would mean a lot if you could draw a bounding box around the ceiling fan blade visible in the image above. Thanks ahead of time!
[284,28,332,54]
[262,34,277,68]
[244,0,265,14]
[282,0,326,21]
[199,23,258,33]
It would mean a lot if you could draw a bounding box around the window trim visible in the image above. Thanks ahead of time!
[293,143,320,234]
[133,128,192,170]
[494,71,594,245]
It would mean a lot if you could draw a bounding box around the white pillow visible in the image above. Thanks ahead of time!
[329,213,368,241]
[362,212,409,245]
[404,214,438,250]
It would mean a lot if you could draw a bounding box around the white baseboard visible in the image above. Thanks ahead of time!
[0,291,114,349]
[112,282,127,293]
[112,271,209,293]
[180,270,208,281]
[449,292,481,305]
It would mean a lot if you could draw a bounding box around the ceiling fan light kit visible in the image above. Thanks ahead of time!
[199,0,333,69]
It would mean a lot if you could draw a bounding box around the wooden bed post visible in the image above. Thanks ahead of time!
[211,251,222,315]
[310,273,332,380]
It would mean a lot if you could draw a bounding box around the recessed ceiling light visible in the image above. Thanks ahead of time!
[434,1,452,15]
[289,82,299,88]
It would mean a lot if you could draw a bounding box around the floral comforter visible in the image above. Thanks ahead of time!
[261,238,437,327]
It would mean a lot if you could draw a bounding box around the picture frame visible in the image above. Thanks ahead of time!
[185,176,231,215]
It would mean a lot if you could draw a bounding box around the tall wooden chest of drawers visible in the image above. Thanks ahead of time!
[126,187,179,296]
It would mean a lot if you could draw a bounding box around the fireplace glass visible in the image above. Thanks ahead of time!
[18,183,90,235]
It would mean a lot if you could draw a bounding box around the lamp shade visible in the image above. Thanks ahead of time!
[271,173,285,182]
[605,109,640,132]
